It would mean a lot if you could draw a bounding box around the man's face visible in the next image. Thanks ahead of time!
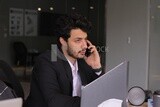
[65,28,88,59]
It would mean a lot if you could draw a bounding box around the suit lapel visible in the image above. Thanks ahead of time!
[62,60,73,84]
[57,52,73,84]
[59,56,88,86]
[78,60,88,85]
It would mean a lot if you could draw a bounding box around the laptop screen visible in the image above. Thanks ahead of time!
[80,62,128,107]
[0,98,22,107]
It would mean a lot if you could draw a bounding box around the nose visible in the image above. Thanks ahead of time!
[82,40,87,49]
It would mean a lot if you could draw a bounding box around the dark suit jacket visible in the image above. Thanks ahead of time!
[25,50,99,107]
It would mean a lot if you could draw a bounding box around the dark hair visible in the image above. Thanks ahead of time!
[54,13,92,50]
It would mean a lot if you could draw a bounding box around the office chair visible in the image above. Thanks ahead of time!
[0,60,24,100]
[13,42,28,66]
[13,41,39,66]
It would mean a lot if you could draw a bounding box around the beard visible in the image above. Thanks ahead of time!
[67,48,77,59]
[67,44,85,59]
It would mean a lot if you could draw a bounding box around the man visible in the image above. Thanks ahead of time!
[25,13,102,107]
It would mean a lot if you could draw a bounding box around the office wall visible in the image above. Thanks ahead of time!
[105,0,150,89]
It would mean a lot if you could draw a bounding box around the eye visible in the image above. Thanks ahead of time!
[75,39,82,43]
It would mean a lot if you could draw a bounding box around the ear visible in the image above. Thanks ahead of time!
[59,37,67,46]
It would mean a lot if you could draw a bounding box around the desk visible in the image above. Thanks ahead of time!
[12,66,32,79]
[128,103,147,107]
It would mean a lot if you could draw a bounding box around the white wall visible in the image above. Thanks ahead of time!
[105,0,150,89]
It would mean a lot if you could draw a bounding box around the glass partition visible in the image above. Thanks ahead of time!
[149,0,160,91]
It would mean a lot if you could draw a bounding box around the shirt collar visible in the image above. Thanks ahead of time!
[67,59,78,72]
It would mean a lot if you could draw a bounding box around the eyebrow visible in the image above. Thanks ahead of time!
[74,37,88,40]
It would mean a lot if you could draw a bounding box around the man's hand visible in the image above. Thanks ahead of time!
[84,40,102,69]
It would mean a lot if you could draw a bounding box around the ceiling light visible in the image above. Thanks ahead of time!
[50,7,54,11]
[37,7,41,11]
[71,7,76,10]
[90,6,94,9]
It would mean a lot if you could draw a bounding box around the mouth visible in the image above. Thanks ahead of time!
[79,50,86,55]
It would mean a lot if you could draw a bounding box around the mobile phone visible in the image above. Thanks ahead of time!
[85,48,91,57]
[85,43,91,57]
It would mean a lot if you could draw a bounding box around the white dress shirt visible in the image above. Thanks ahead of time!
[67,59,102,97]
[67,60,82,97]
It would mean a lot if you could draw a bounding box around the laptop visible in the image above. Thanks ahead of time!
[80,61,128,107]
[0,98,22,107]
